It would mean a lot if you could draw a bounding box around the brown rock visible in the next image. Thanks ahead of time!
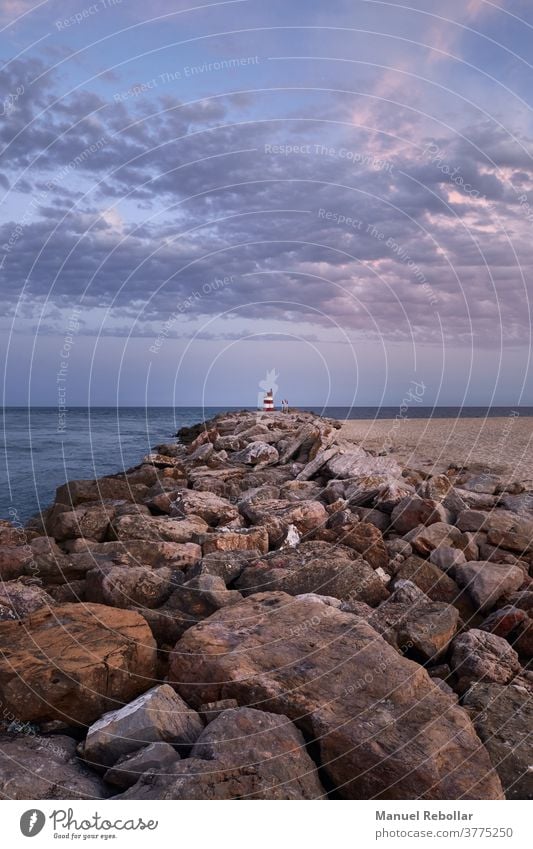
[405,522,471,557]
[55,477,148,507]
[0,603,157,725]
[169,592,503,799]
[118,707,325,800]
[450,629,521,692]
[463,684,533,799]
[0,581,55,619]
[201,527,269,555]
[391,496,449,534]
[236,557,389,606]
[169,490,239,526]
[47,503,116,542]
[85,565,175,609]
[109,514,208,544]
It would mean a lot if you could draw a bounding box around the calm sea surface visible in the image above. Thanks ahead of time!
[2,406,532,522]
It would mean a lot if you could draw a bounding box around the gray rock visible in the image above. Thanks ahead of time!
[463,684,533,799]
[0,734,106,799]
[104,742,180,789]
[454,561,524,612]
[118,708,325,800]
[82,684,203,767]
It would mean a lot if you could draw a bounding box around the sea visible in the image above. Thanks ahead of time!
[1,406,532,522]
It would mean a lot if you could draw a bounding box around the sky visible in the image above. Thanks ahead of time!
[1,0,532,407]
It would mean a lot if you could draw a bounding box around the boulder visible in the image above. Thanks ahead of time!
[103,742,180,789]
[326,451,401,480]
[405,522,472,558]
[71,539,202,571]
[450,629,521,692]
[0,545,33,581]
[369,585,460,660]
[118,708,325,800]
[0,734,106,800]
[391,496,449,534]
[463,684,533,799]
[141,574,242,645]
[417,475,453,502]
[201,527,269,555]
[0,581,55,619]
[462,474,501,494]
[0,603,157,725]
[168,490,239,526]
[82,684,203,767]
[109,514,208,544]
[236,556,389,606]
[342,522,389,570]
[394,555,463,606]
[479,606,530,639]
[187,549,261,586]
[169,592,503,799]
[454,561,524,612]
[429,546,467,572]
[85,565,175,609]
[47,503,116,542]
[55,477,147,507]
[231,441,279,467]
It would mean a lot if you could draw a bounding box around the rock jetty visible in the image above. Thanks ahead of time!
[0,409,531,799]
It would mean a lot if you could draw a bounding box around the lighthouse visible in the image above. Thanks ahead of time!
[263,388,275,412]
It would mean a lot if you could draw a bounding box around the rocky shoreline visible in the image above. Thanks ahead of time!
[0,409,531,799]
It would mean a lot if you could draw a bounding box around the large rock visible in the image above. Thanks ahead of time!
[240,499,328,542]
[109,514,208,544]
[317,521,389,570]
[236,556,388,606]
[0,604,157,725]
[168,490,239,526]
[85,565,175,609]
[369,583,460,660]
[232,441,279,466]
[201,527,269,555]
[0,734,106,800]
[395,555,462,605]
[454,561,524,612]
[118,708,325,800]
[0,545,33,581]
[405,522,471,557]
[82,684,203,767]
[463,684,533,799]
[103,742,180,789]
[47,503,116,542]
[391,496,449,534]
[450,629,521,692]
[70,539,202,571]
[55,477,148,506]
[187,549,260,586]
[169,592,503,799]
[326,451,401,480]
[0,580,54,619]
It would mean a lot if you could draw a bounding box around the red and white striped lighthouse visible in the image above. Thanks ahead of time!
[263,388,275,411]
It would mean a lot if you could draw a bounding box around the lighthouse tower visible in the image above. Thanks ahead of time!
[263,388,275,412]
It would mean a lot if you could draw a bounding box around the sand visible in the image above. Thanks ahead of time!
[337,415,533,482]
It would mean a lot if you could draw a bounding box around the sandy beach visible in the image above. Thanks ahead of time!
[338,415,533,482]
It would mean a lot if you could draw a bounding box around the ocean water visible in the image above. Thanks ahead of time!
[1,406,532,522]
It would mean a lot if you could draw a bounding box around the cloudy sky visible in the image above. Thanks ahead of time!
[1,0,532,407]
